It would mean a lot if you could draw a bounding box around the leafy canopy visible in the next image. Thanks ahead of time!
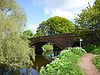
[36,16,76,37]
[0,0,35,69]
[23,30,34,38]
[75,0,100,36]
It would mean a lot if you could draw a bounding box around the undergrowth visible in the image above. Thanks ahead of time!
[92,55,100,71]
[40,47,86,75]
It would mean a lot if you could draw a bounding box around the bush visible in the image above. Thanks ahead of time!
[40,47,86,75]
[0,37,34,69]
[67,47,87,56]
[83,44,96,52]
[0,0,35,70]
[92,56,100,71]
[91,48,100,54]
[83,43,100,54]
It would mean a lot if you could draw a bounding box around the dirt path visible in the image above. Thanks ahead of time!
[79,54,100,75]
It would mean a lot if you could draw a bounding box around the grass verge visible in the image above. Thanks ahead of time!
[92,55,100,71]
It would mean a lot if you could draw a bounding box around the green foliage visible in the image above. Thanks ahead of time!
[42,51,53,56]
[83,43,100,54]
[40,47,86,75]
[42,44,53,50]
[92,48,100,54]
[74,26,85,36]
[67,47,87,56]
[92,55,100,71]
[29,47,35,62]
[0,0,35,69]
[23,30,34,38]
[83,44,97,53]
[75,0,100,37]
[36,16,76,37]
[0,35,33,68]
[0,0,26,29]
[42,44,53,56]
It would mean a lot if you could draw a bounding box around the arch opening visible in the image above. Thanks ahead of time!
[32,41,62,55]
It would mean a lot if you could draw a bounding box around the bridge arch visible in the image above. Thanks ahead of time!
[31,40,62,54]
[29,33,76,54]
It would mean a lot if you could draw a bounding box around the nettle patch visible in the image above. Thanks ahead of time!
[40,47,86,75]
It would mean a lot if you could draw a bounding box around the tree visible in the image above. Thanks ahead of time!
[75,0,100,36]
[0,0,35,69]
[23,30,34,38]
[36,16,76,37]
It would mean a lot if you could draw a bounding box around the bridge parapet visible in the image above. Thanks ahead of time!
[29,33,76,50]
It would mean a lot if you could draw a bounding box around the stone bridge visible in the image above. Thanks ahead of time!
[29,33,76,54]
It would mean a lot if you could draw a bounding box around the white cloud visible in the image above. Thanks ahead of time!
[50,9,77,19]
[25,24,39,33]
[44,9,50,14]
[34,0,95,20]
[30,24,39,33]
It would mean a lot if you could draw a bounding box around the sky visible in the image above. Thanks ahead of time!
[15,0,95,33]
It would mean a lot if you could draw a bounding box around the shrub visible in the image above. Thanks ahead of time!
[91,48,100,54]
[40,47,86,75]
[67,47,87,56]
[0,0,35,70]
[92,56,100,71]
[83,43,100,54]
[83,44,97,52]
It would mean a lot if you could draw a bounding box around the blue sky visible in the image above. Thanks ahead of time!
[15,0,95,33]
